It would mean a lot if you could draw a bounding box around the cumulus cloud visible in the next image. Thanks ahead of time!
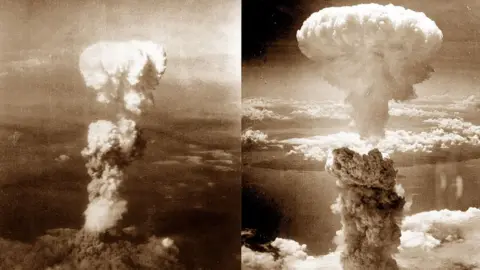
[401,207,480,250]
[242,96,470,123]
[284,118,480,162]
[290,102,349,120]
[415,95,479,111]
[297,3,443,137]
[242,129,275,151]
[242,206,480,270]
[242,167,480,269]
[242,99,291,121]
[242,97,349,121]
[55,154,70,163]
[242,238,342,270]
[389,101,451,118]
[242,146,480,269]
[152,149,237,172]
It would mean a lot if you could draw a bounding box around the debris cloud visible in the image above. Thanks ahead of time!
[81,119,145,233]
[79,40,165,234]
[79,40,167,115]
[326,147,406,270]
[297,4,443,137]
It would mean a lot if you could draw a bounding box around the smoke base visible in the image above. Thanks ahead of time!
[326,148,405,270]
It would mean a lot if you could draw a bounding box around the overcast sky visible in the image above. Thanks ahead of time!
[242,0,480,99]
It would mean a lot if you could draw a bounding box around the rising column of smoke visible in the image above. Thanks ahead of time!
[81,119,146,232]
[297,4,443,138]
[326,147,406,270]
[79,40,167,233]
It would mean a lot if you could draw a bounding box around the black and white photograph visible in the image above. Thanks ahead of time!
[242,0,480,269]
[0,0,240,269]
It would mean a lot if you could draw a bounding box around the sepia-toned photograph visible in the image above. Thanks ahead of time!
[0,0,240,269]
[242,0,480,269]
[4,0,480,269]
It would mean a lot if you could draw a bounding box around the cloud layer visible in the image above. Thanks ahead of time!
[242,95,478,123]
[242,207,480,270]
[284,118,480,162]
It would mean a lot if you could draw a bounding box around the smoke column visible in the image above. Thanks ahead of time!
[297,4,443,138]
[79,40,167,233]
[326,147,406,270]
[81,119,146,232]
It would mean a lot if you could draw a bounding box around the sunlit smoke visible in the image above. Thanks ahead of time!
[326,147,405,270]
[79,40,167,115]
[79,40,166,234]
[81,119,145,233]
[297,4,443,137]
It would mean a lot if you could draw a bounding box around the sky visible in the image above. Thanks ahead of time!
[0,0,239,57]
[242,0,480,99]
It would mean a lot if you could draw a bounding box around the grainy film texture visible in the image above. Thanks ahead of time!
[0,0,241,269]
[242,1,480,269]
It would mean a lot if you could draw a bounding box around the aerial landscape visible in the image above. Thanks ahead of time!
[242,0,480,269]
[0,0,240,269]
[3,0,480,269]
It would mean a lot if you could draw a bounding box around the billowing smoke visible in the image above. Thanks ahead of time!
[79,40,167,115]
[297,4,443,138]
[2,228,182,269]
[241,147,480,269]
[325,147,406,270]
[0,40,180,269]
[81,119,145,233]
[79,40,166,233]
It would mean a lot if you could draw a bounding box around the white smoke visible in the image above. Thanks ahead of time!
[81,119,144,233]
[79,40,166,234]
[297,4,443,137]
[78,40,167,115]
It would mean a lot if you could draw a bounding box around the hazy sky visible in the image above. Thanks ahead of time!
[242,0,480,99]
[0,0,239,58]
[0,0,241,118]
